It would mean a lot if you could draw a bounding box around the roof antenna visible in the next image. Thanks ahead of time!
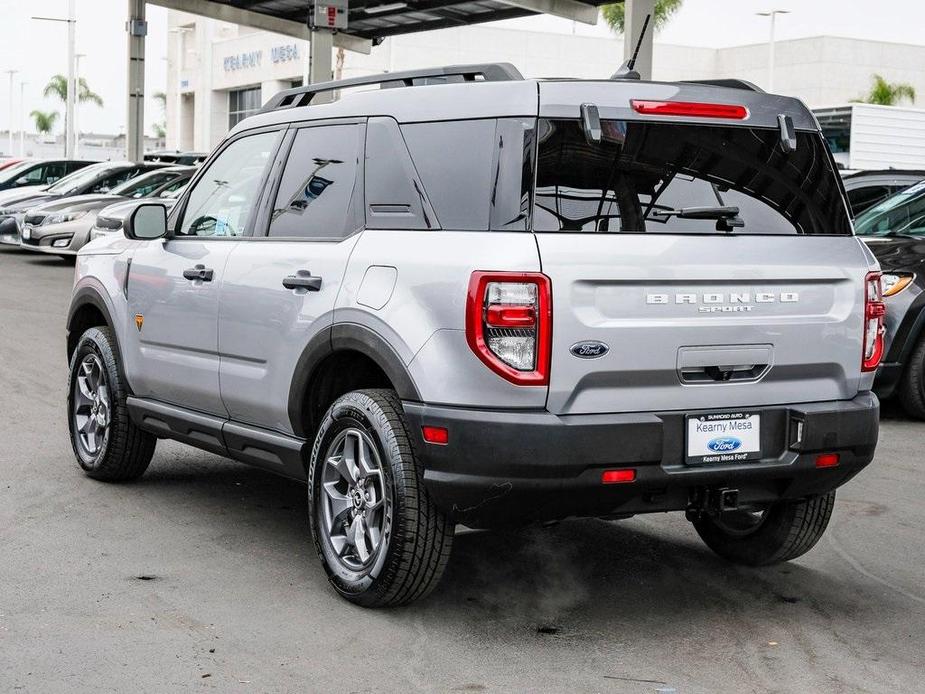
[611,13,651,80]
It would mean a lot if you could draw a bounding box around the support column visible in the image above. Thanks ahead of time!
[623,0,655,80]
[126,0,147,162]
[309,29,334,103]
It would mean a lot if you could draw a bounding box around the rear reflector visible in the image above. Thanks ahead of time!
[815,453,840,468]
[601,469,636,484]
[631,99,749,120]
[422,426,448,445]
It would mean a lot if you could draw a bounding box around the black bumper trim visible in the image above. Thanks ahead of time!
[403,394,880,527]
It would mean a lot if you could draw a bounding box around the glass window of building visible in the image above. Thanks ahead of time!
[228,87,263,129]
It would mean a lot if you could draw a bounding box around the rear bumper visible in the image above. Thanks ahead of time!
[403,393,880,528]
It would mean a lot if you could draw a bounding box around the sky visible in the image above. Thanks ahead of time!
[1,0,924,136]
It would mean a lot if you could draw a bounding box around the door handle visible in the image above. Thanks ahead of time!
[282,272,323,291]
[183,264,214,282]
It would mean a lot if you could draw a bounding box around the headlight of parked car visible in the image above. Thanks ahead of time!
[45,210,88,226]
[881,272,915,297]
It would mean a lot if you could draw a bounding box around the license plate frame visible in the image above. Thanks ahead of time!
[686,412,761,465]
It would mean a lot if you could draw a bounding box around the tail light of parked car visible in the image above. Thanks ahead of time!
[862,271,886,372]
[466,272,551,386]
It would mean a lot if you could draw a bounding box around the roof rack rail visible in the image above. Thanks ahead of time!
[681,79,765,93]
[262,63,525,112]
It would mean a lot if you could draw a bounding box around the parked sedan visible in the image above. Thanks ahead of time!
[854,181,925,418]
[841,169,925,216]
[0,158,93,191]
[19,167,193,257]
[87,195,181,245]
[0,161,168,245]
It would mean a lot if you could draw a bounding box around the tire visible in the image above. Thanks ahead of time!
[692,492,835,566]
[898,335,925,420]
[308,389,454,607]
[67,326,156,481]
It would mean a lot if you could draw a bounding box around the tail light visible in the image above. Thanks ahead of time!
[466,271,551,385]
[862,271,886,372]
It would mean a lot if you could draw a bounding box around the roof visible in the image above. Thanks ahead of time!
[234,70,819,134]
[177,0,615,41]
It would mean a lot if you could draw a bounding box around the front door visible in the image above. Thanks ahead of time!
[123,129,284,416]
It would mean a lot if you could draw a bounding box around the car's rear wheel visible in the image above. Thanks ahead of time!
[67,326,156,481]
[898,335,925,420]
[308,389,454,607]
[692,492,835,566]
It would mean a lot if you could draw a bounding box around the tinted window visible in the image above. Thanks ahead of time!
[268,125,362,239]
[533,119,852,235]
[48,163,117,195]
[855,181,925,236]
[89,169,139,194]
[847,185,893,216]
[41,163,66,184]
[112,171,180,198]
[178,131,281,237]
[402,120,494,230]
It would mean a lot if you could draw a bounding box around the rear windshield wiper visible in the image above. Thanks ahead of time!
[650,205,744,231]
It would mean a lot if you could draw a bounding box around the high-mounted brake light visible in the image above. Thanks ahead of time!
[630,99,749,120]
[862,271,886,372]
[466,271,552,386]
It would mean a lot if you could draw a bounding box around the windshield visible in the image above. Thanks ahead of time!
[111,170,180,198]
[47,162,117,196]
[533,119,852,235]
[854,180,925,236]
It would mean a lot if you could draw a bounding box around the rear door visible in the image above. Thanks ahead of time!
[533,85,870,416]
[218,121,365,435]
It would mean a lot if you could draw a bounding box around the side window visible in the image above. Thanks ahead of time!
[268,124,362,239]
[847,185,891,216]
[401,119,495,230]
[42,163,66,184]
[178,130,281,237]
[22,166,45,184]
[89,169,136,194]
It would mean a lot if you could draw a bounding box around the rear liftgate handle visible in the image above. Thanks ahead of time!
[282,271,323,292]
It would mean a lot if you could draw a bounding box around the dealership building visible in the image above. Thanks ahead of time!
[165,8,925,152]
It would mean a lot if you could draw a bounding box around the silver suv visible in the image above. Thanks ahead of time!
[66,64,882,607]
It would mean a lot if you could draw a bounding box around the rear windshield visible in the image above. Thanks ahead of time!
[533,119,851,235]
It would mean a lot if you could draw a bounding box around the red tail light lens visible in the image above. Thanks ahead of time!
[601,469,636,484]
[466,271,552,386]
[422,426,448,445]
[862,271,885,372]
[815,453,840,468]
[631,99,749,120]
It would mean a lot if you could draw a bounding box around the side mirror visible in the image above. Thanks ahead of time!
[125,203,168,240]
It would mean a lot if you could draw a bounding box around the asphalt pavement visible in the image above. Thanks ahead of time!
[1,245,923,693]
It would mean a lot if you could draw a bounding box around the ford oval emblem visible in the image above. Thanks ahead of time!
[707,437,742,453]
[570,341,609,359]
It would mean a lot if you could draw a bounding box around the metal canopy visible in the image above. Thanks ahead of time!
[172,0,614,41]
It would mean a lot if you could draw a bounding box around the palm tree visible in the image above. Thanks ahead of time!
[152,90,167,139]
[30,110,59,136]
[854,74,916,106]
[43,74,104,107]
[602,0,683,34]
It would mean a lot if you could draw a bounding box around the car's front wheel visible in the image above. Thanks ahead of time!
[899,334,925,420]
[692,492,835,566]
[67,326,156,481]
[308,389,454,607]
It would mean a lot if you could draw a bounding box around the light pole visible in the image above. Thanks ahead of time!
[32,3,78,157]
[19,81,27,156]
[5,69,17,156]
[756,9,790,93]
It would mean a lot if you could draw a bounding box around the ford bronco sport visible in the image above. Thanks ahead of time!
[66,64,882,607]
